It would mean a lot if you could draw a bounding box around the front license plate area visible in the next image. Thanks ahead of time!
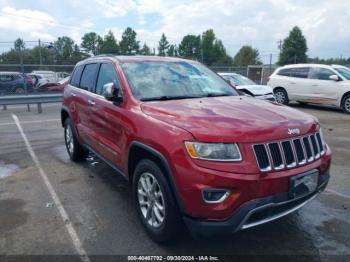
[289,171,318,198]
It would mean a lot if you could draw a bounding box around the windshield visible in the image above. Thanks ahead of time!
[334,68,350,80]
[121,61,238,101]
[230,74,256,85]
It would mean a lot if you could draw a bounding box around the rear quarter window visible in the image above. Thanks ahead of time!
[277,68,292,77]
[70,65,84,87]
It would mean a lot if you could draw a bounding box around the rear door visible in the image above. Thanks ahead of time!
[286,67,311,101]
[70,63,99,146]
[88,62,125,167]
[307,67,341,104]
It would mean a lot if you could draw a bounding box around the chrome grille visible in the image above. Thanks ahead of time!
[253,132,325,172]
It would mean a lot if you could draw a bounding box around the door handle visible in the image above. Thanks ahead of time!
[88,99,96,105]
[290,82,296,84]
[312,84,318,87]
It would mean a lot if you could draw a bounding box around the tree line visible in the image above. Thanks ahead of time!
[0,26,348,67]
[0,27,261,67]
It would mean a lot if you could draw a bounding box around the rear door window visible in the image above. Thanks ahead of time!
[95,63,120,96]
[70,65,84,87]
[80,63,99,91]
[290,67,310,78]
[277,68,292,77]
[309,68,336,80]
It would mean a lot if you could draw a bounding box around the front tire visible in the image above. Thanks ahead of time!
[64,118,88,161]
[133,159,181,242]
[274,88,289,105]
[341,94,350,114]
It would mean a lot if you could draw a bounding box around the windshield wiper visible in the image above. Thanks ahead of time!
[204,92,232,97]
[140,95,201,101]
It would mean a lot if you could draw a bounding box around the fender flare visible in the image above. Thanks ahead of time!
[128,141,184,213]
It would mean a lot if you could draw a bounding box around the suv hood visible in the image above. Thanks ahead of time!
[141,96,318,143]
[237,84,273,96]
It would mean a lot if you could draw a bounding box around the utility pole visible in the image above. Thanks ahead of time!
[294,54,297,64]
[277,39,282,59]
[38,39,43,66]
[269,53,272,75]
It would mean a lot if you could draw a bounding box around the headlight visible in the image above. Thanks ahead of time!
[184,142,242,161]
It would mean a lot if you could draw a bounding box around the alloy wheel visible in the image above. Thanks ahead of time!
[65,125,74,155]
[137,172,165,228]
[275,91,286,104]
[345,97,350,113]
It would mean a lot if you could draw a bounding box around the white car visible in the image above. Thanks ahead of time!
[31,70,57,83]
[218,72,275,101]
[28,73,49,87]
[268,64,350,113]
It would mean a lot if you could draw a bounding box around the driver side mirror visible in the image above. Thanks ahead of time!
[329,75,340,81]
[102,82,123,103]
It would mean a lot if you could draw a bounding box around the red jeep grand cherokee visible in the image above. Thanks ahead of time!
[61,56,331,242]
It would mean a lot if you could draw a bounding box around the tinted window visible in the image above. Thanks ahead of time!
[290,67,310,78]
[0,75,13,81]
[80,64,99,91]
[70,65,84,87]
[277,68,292,76]
[96,63,120,95]
[309,68,336,80]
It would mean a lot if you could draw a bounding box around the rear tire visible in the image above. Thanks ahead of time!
[133,159,181,242]
[15,87,25,94]
[341,94,350,114]
[274,88,289,105]
[64,118,88,162]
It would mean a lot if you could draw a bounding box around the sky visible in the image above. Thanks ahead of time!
[0,0,349,63]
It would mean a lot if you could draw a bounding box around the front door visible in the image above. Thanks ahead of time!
[307,67,340,105]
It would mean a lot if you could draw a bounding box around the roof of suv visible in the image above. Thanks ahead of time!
[278,64,344,69]
[77,55,193,66]
[0,71,22,75]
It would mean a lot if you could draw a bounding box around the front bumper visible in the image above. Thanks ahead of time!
[183,171,329,237]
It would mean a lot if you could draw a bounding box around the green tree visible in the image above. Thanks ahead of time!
[158,33,169,56]
[81,32,103,55]
[54,36,75,62]
[140,43,151,55]
[178,35,201,59]
[14,38,25,52]
[201,29,217,65]
[167,44,177,57]
[233,45,261,66]
[212,40,232,65]
[100,30,119,54]
[119,27,140,55]
[278,26,308,65]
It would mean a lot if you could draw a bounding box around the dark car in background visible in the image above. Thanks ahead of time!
[0,72,34,95]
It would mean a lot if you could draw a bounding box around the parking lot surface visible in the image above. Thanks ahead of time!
[0,103,349,261]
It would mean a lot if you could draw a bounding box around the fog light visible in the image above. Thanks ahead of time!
[202,189,230,203]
